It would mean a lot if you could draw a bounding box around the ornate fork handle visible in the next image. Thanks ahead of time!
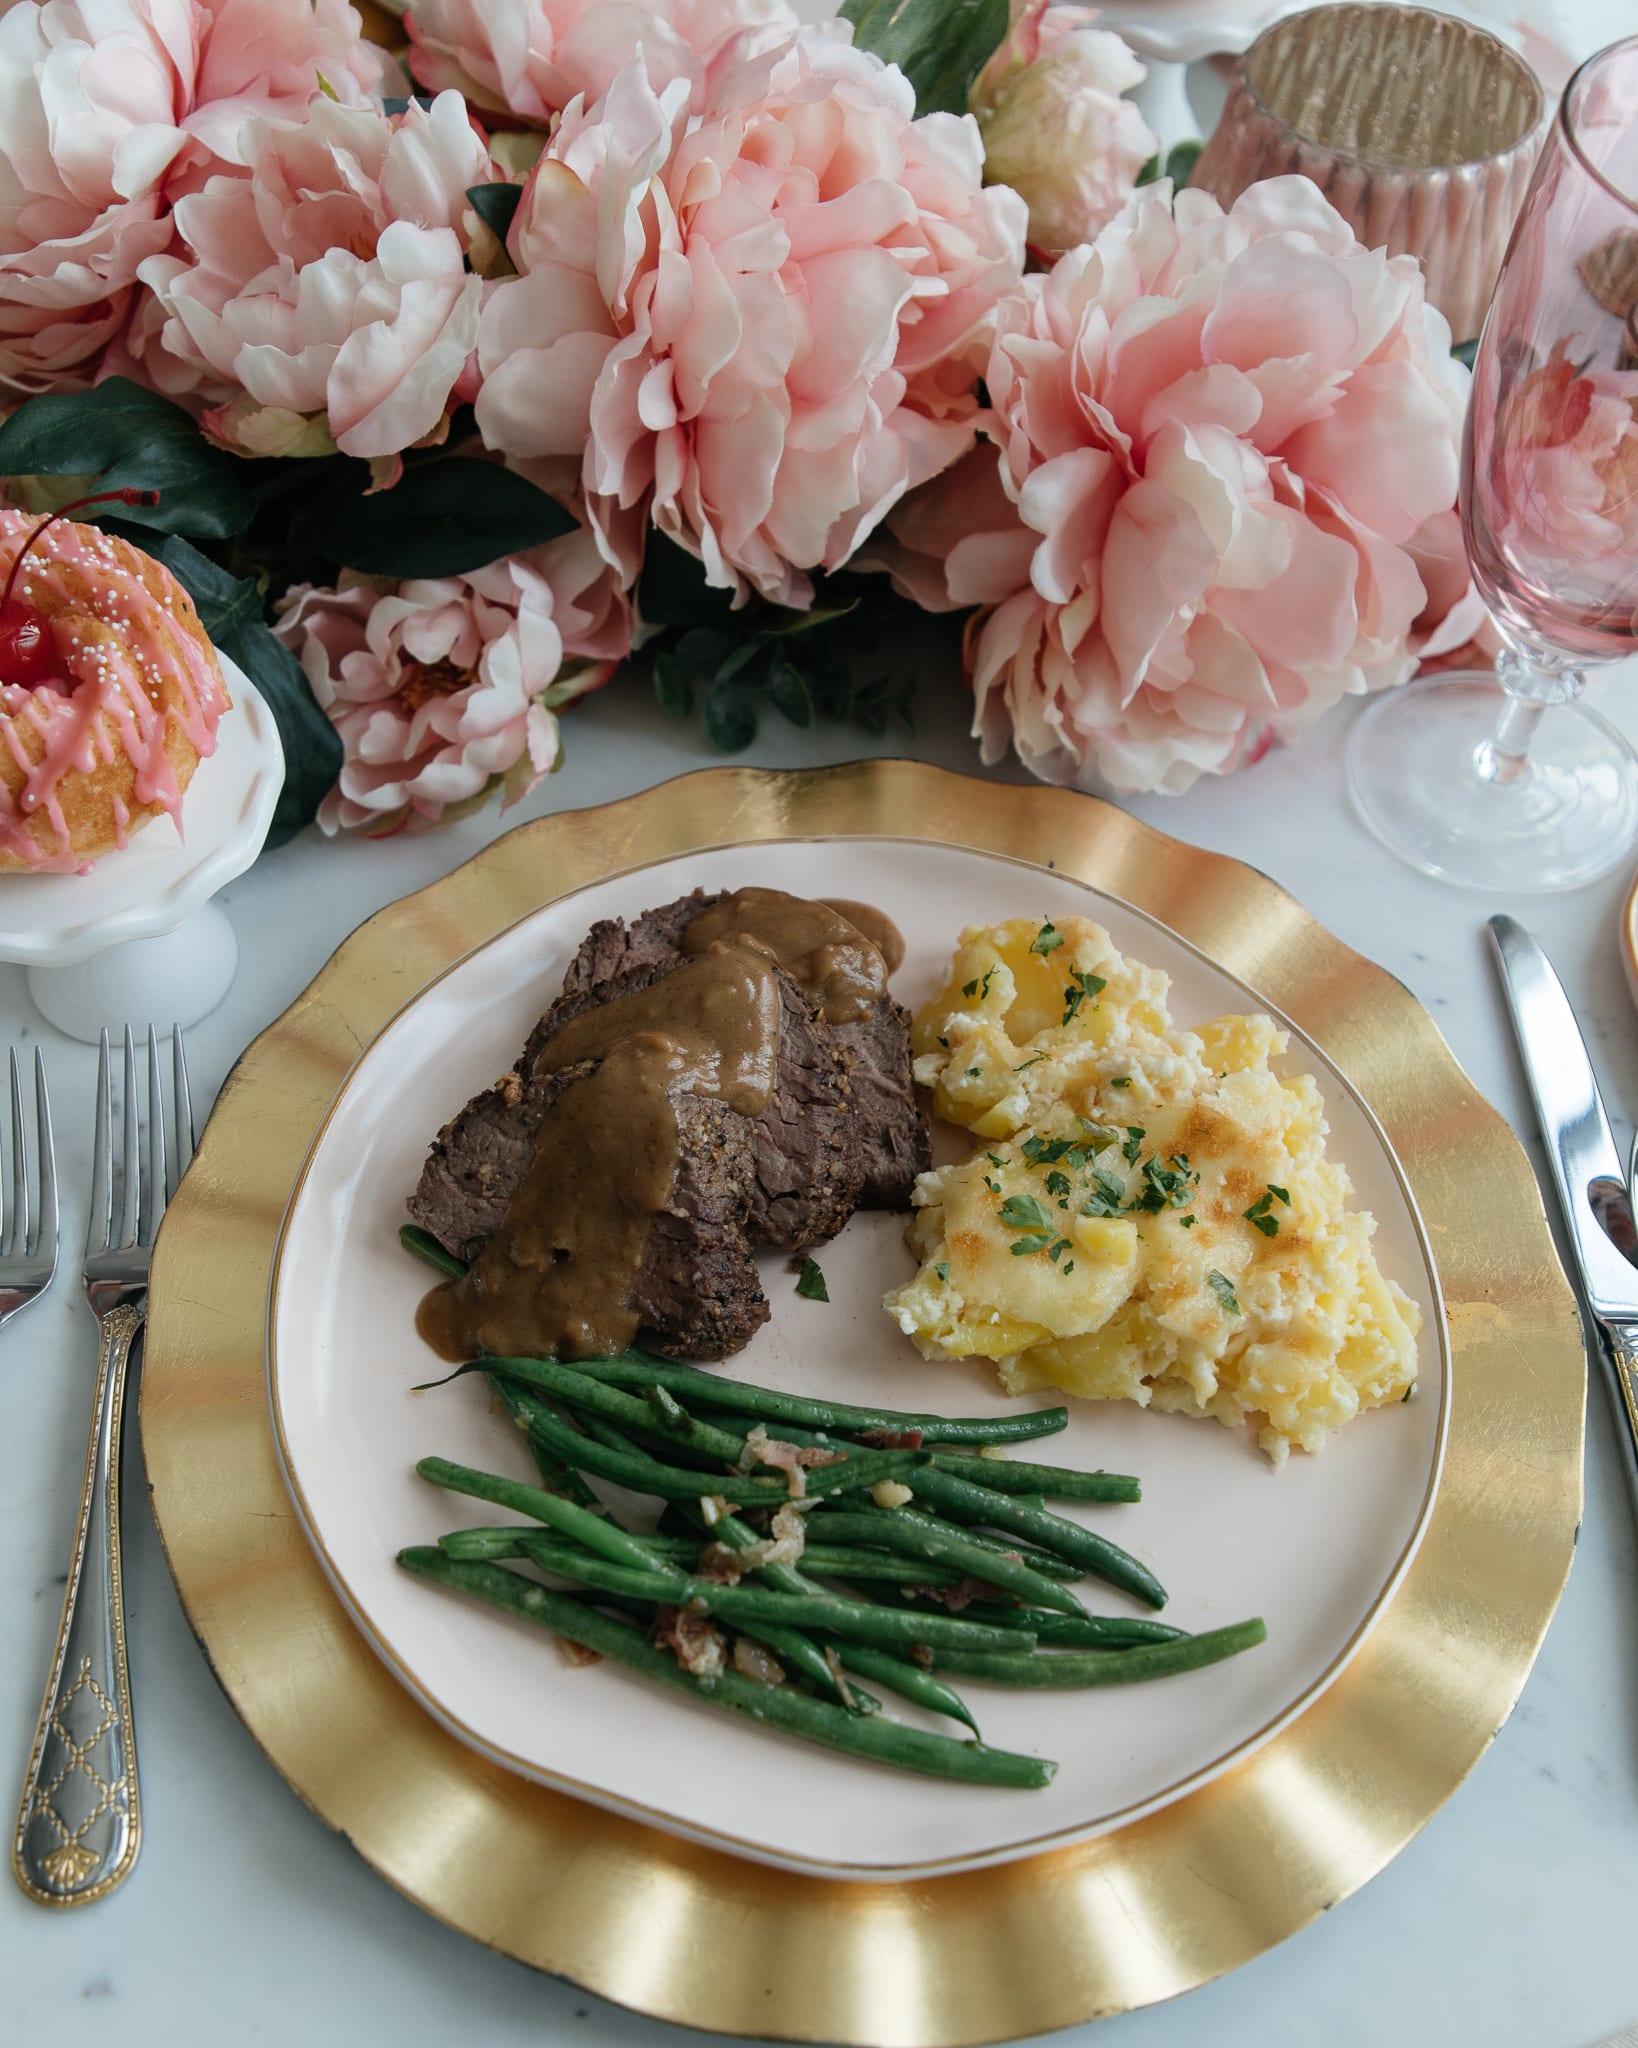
[13,1302,143,1905]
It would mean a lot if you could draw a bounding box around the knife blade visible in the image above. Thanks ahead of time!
[1488,913,1638,1505]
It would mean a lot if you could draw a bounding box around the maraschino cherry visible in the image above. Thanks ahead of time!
[0,487,161,689]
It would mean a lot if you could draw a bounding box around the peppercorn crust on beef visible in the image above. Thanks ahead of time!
[883,917,1421,1463]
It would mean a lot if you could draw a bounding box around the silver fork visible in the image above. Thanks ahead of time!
[0,1047,58,1335]
[12,1026,193,1907]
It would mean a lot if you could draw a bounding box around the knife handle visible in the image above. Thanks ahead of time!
[1598,1322,1638,1514]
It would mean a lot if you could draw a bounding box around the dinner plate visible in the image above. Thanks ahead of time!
[269,836,1448,1880]
[143,763,1582,2039]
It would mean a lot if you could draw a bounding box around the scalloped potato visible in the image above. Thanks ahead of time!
[884,917,1420,1462]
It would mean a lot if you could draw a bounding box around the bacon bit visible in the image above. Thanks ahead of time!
[737,1423,845,1499]
[554,1636,602,1668]
[651,1604,727,1680]
[696,1501,809,1584]
[731,1637,785,1685]
[856,1427,923,1450]
[907,1576,994,1613]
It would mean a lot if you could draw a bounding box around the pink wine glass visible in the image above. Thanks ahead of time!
[1347,32,1638,892]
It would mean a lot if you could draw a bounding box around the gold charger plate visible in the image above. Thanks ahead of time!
[141,761,1583,2045]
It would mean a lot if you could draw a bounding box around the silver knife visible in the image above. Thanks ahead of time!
[1489,914,1638,1509]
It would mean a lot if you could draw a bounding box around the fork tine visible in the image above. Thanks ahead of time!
[32,1049,56,1265]
[143,1025,166,1241]
[117,1025,140,1252]
[172,1025,194,1181]
[3,1049,21,1261]
[86,1029,113,1259]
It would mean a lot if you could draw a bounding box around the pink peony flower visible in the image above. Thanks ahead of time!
[475,29,1026,607]
[138,92,492,459]
[404,0,798,129]
[879,177,1473,796]
[970,1,1155,256]
[275,525,631,834]
[0,0,386,394]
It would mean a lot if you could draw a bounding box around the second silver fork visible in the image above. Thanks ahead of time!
[12,1026,193,1908]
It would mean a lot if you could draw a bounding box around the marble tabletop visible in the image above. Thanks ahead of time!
[5,667,1638,2048]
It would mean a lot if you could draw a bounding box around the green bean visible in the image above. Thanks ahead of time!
[513,1399,929,1506]
[488,1376,615,1516]
[630,1530,972,1590]
[811,1508,1087,1618]
[511,1533,1040,1657]
[731,1628,881,1712]
[929,1452,1140,1505]
[831,1645,979,1734]
[416,1457,671,1575]
[560,1353,1070,1444]
[939,1603,1186,1649]
[931,1619,1266,1686]
[399,1223,467,1278]
[904,1466,1168,1611]
[485,1358,748,1464]
[398,1550,1056,1788]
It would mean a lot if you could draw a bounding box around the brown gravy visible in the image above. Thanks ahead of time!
[683,888,890,1024]
[417,889,903,1363]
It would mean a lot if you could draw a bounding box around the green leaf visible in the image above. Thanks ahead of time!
[0,378,253,538]
[291,458,575,577]
[702,676,759,752]
[636,531,736,630]
[1135,154,1160,187]
[796,1257,829,1302]
[466,181,522,244]
[138,534,338,847]
[840,0,1009,115]
[1163,138,1203,187]
[1452,336,1480,370]
[652,648,695,719]
[1207,1270,1242,1316]
[764,653,813,728]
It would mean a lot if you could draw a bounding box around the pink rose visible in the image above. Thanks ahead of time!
[275,526,631,834]
[0,0,386,394]
[404,0,797,128]
[881,177,1472,796]
[476,29,1026,607]
[138,92,492,459]
[970,1,1155,255]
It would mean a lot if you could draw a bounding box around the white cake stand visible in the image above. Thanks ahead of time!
[0,657,286,1041]
[1095,0,1300,147]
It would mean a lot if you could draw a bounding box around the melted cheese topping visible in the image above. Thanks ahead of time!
[884,917,1421,1462]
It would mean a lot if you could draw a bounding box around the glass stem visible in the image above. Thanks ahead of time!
[1478,696,1545,786]
[1477,645,1585,787]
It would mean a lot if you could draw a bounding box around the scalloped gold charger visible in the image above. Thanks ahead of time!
[141,763,1583,2044]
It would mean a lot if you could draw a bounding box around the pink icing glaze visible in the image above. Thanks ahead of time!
[0,513,229,873]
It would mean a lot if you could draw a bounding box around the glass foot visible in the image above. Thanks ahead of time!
[1345,672,1638,893]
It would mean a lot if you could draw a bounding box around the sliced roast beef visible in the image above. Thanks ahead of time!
[408,1059,769,1360]
[559,890,929,1208]
[526,953,862,1251]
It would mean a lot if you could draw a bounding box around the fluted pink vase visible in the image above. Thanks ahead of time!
[1190,4,1548,342]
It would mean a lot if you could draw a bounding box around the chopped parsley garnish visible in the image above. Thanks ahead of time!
[982,1174,1002,1195]
[1030,920,1064,958]
[796,1258,829,1302]
[933,1261,950,1283]
[1061,970,1107,1026]
[1243,1184,1290,1237]
[1208,1269,1241,1315]
[1121,1126,1146,1164]
[1079,1170,1126,1218]
[998,1193,1054,1234]
[961,967,997,1001]
[1014,1054,1048,1072]
[1045,1237,1073,1263]
[1063,1259,1075,1275]
[1180,1214,1197,1228]
[1044,1169,1072,1201]
[986,1151,1008,1167]
[1130,1154,1199,1214]
[965,1065,981,1077]
[1110,1076,1131,1089]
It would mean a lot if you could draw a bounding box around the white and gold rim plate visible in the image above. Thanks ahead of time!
[142,762,1583,2042]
